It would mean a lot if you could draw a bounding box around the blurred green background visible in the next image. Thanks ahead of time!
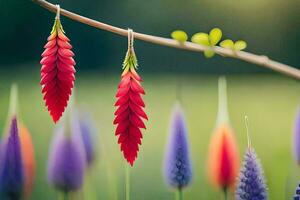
[0,0,300,199]
[0,73,299,200]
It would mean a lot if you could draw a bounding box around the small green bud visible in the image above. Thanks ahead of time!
[191,33,210,46]
[234,40,247,51]
[209,28,222,46]
[204,49,215,58]
[171,30,188,43]
[220,39,234,49]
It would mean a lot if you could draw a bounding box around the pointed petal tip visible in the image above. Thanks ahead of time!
[52,115,60,124]
[126,157,135,166]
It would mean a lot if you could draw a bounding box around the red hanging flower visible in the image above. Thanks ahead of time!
[114,47,148,166]
[40,18,75,123]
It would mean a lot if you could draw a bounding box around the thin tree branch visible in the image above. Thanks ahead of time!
[32,0,300,80]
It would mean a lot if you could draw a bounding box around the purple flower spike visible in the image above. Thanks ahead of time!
[79,111,96,166]
[47,112,86,192]
[236,149,267,200]
[293,182,300,200]
[164,103,192,189]
[293,108,300,165]
[0,117,24,200]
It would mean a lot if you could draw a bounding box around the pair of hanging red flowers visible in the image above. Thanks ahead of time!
[40,5,147,166]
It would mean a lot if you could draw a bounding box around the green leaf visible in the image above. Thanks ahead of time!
[209,28,222,46]
[171,30,188,42]
[204,49,215,58]
[234,40,247,51]
[123,49,138,69]
[220,39,234,49]
[191,33,210,46]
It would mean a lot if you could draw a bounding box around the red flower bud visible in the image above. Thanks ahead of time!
[40,19,75,123]
[114,49,147,166]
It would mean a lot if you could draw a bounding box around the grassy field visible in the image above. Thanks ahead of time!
[0,69,299,199]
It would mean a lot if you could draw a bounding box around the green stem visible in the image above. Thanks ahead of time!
[179,189,183,200]
[59,192,68,200]
[8,84,18,118]
[63,88,75,137]
[175,188,183,200]
[223,187,228,200]
[64,192,69,200]
[175,78,182,103]
[106,161,118,200]
[125,164,130,200]
[4,84,19,135]
[217,76,229,125]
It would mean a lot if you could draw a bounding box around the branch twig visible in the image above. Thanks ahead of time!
[32,0,300,80]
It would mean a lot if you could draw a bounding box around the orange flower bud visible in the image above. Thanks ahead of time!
[19,124,36,199]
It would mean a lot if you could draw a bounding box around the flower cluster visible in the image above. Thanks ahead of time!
[0,117,24,200]
[207,77,240,191]
[40,18,76,123]
[207,124,240,190]
[47,112,86,192]
[236,149,267,200]
[114,47,148,166]
[164,103,192,189]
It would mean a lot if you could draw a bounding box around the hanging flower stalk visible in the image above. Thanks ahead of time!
[236,116,268,200]
[79,110,96,166]
[0,117,24,200]
[19,124,36,199]
[164,102,192,199]
[114,29,148,166]
[47,110,86,193]
[207,77,239,197]
[40,5,76,123]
